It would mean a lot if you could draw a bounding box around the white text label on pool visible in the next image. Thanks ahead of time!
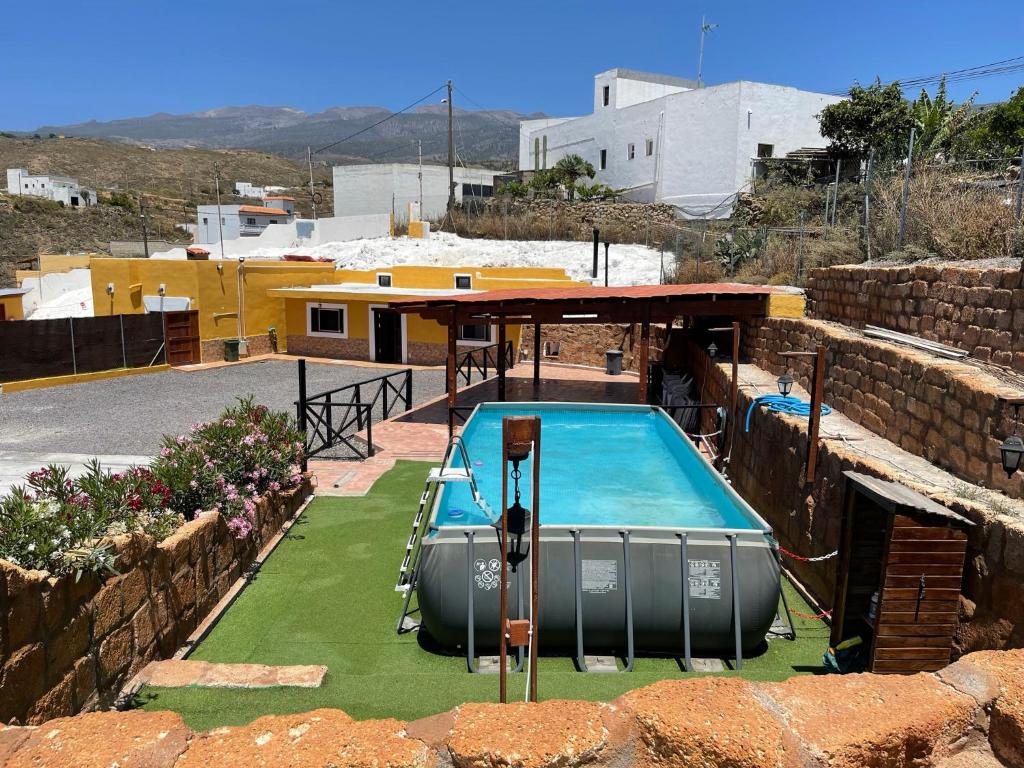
[688,559,722,600]
[582,559,618,593]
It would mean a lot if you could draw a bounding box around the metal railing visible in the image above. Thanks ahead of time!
[295,359,414,467]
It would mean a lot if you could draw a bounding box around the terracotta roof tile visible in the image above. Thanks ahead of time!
[238,205,289,215]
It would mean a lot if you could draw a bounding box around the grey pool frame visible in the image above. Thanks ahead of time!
[408,402,783,672]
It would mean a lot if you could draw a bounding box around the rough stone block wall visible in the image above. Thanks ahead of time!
[741,316,1024,499]
[0,649,1021,768]
[0,477,312,725]
[493,199,677,234]
[806,264,1024,372]
[200,333,274,363]
[519,323,667,372]
[684,341,1024,654]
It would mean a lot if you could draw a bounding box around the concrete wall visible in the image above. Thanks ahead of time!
[807,264,1024,373]
[332,164,496,223]
[520,79,841,216]
[0,477,312,725]
[108,241,176,258]
[19,268,92,317]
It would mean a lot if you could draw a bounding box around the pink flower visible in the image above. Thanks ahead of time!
[159,447,173,457]
[189,479,198,489]
[269,481,281,492]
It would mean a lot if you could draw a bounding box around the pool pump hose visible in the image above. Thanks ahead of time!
[744,394,832,433]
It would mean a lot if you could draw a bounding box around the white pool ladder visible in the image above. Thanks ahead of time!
[394,436,486,593]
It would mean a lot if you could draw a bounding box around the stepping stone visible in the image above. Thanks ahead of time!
[476,656,518,674]
[768,613,793,639]
[399,616,420,632]
[690,658,725,672]
[137,660,327,689]
[583,655,619,673]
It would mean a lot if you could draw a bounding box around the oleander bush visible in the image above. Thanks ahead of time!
[0,397,304,579]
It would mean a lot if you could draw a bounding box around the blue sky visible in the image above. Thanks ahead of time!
[4,0,1023,130]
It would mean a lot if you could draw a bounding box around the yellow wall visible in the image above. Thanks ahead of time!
[332,265,575,290]
[90,259,337,341]
[16,253,96,284]
[1,295,25,320]
[767,292,806,319]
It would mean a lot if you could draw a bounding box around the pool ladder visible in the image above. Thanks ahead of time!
[395,436,486,595]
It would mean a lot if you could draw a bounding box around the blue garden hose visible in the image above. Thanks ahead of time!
[744,394,832,432]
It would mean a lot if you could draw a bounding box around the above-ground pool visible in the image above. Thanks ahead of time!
[412,403,780,663]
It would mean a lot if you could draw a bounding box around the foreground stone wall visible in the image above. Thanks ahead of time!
[0,477,312,725]
[494,198,677,235]
[519,324,667,372]
[686,341,1024,654]
[742,316,1024,499]
[0,649,1020,767]
[806,264,1024,372]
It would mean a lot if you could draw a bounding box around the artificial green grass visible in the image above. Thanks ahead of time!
[138,460,829,730]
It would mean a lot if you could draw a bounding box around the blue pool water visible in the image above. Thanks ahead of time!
[436,405,765,530]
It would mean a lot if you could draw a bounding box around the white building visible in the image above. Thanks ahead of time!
[234,181,265,198]
[332,163,497,223]
[518,68,842,218]
[195,198,295,244]
[5,168,94,207]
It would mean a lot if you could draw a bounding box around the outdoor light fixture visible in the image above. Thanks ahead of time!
[707,341,718,358]
[105,283,114,296]
[1000,404,1024,478]
[777,372,795,397]
[502,448,532,570]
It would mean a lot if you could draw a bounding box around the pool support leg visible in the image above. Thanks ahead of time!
[621,530,635,672]
[729,534,743,670]
[465,531,479,673]
[679,533,692,671]
[572,529,588,673]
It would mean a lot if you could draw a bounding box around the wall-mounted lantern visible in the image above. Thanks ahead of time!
[1000,402,1024,478]
[707,341,718,358]
[777,371,795,397]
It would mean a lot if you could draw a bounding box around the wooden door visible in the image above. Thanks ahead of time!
[373,309,402,363]
[164,310,201,365]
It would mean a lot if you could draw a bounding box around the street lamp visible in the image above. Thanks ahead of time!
[777,371,795,397]
[1000,404,1023,478]
[707,341,718,358]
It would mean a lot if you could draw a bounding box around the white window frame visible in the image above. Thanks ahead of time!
[376,272,393,288]
[368,303,407,363]
[306,301,348,338]
[457,322,497,348]
[453,273,473,290]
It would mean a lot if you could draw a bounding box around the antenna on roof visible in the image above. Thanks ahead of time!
[697,15,717,88]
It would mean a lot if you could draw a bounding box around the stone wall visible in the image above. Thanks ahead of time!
[494,198,677,236]
[684,340,1024,654]
[742,316,1024,499]
[806,264,1024,372]
[519,324,667,372]
[0,649,1021,767]
[200,332,274,363]
[0,477,312,725]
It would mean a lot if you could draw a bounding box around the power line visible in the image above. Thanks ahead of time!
[828,54,1024,95]
[312,84,447,155]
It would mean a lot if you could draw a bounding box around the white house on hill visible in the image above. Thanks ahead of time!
[195,198,296,243]
[518,68,842,218]
[5,168,94,207]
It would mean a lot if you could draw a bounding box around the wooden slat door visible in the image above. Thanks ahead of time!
[164,310,201,365]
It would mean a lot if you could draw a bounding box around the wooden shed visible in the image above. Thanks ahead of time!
[830,471,973,674]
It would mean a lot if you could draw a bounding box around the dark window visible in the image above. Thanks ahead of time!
[461,183,493,198]
[602,85,610,106]
[202,217,208,224]
[458,324,491,342]
[246,217,257,225]
[543,341,560,357]
[310,305,344,335]
[757,143,774,158]
[269,219,278,224]
[627,143,635,160]
[646,138,654,156]
[377,273,392,287]
[454,274,472,290]
[599,149,607,170]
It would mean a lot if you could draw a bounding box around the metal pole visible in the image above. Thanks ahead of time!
[139,194,150,258]
[896,127,916,249]
[864,149,875,263]
[418,139,423,221]
[68,317,77,375]
[824,186,831,229]
[446,80,455,228]
[307,146,318,220]
[1014,145,1024,250]
[806,345,826,482]
[592,227,599,278]
[679,533,692,671]
[297,358,308,471]
[533,323,541,388]
[603,242,609,287]
[119,314,127,369]
[830,158,842,227]
[529,418,540,702]
[729,534,743,670]
[498,421,510,702]
[797,211,805,281]
[215,168,225,260]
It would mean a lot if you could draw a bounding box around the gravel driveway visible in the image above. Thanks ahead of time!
[0,360,447,456]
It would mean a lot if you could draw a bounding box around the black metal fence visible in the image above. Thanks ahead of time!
[0,314,167,383]
[295,359,414,467]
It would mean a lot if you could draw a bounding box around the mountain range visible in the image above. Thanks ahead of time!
[29,104,541,168]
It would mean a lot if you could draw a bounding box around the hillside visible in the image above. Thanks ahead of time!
[25,103,528,167]
[0,194,190,287]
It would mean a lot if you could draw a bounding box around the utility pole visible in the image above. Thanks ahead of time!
[418,139,423,221]
[446,80,456,228]
[696,16,717,88]
[214,166,225,260]
[139,194,150,258]
[896,127,916,249]
[307,146,317,220]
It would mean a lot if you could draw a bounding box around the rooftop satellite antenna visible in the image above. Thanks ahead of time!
[697,15,718,88]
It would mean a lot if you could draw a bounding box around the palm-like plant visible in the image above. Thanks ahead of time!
[912,77,976,159]
[553,154,595,201]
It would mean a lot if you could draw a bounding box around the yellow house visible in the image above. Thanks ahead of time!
[0,288,29,321]
[269,266,586,365]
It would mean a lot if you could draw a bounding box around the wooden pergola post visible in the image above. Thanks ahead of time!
[532,323,541,388]
[497,322,507,402]
[637,316,650,404]
[446,310,457,415]
[730,321,740,447]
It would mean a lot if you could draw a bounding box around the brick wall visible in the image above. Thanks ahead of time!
[741,317,1024,499]
[519,324,667,372]
[0,477,312,725]
[684,340,1024,654]
[806,264,1024,372]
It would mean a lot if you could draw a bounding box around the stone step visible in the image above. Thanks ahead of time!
[136,660,327,689]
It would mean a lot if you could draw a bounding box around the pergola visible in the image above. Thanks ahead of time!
[389,283,774,413]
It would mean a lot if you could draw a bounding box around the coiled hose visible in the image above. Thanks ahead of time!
[744,394,832,432]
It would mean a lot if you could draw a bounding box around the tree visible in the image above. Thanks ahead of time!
[552,154,595,201]
[957,87,1024,158]
[818,80,913,160]
[911,77,975,159]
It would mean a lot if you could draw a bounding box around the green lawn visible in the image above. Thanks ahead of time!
[138,461,829,730]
